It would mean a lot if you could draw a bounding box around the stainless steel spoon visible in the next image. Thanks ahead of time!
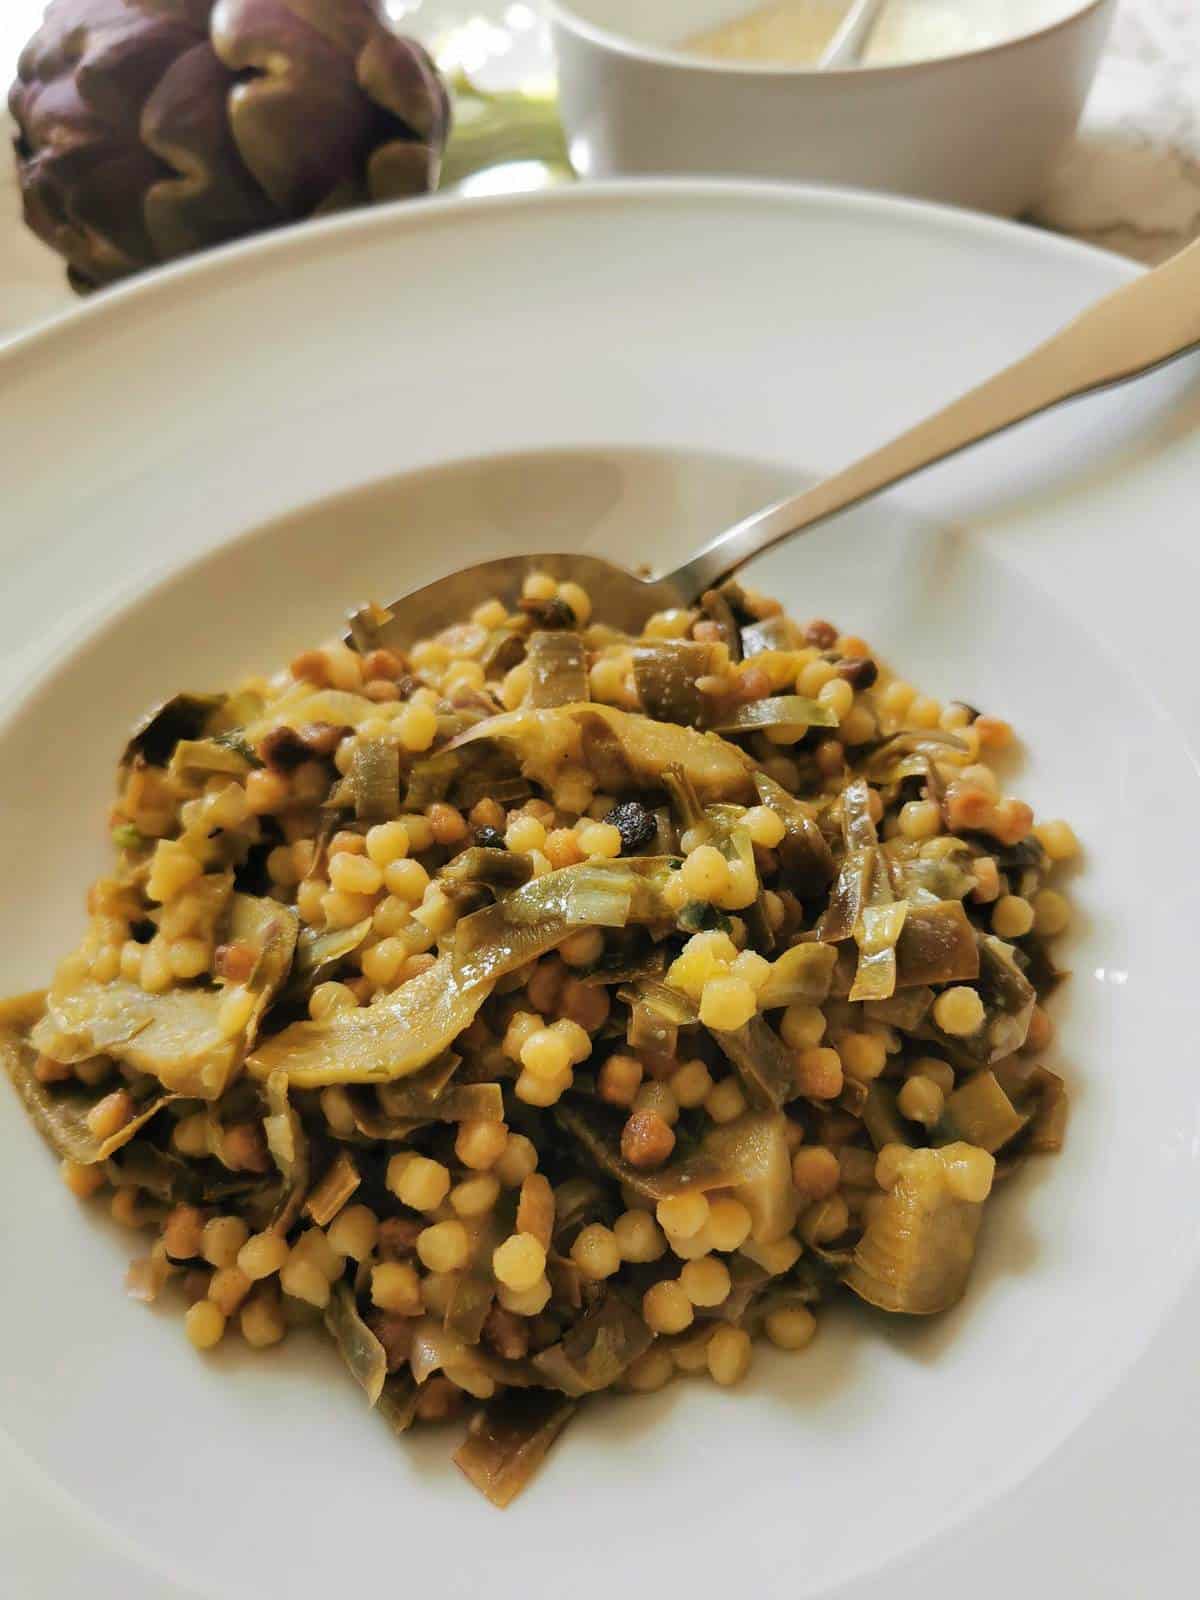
[357,235,1200,651]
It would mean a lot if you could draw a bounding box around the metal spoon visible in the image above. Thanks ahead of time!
[357,235,1200,651]
[820,0,889,68]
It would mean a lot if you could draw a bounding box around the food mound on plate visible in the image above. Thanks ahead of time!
[1,571,1076,1505]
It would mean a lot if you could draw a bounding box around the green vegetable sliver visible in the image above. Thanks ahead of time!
[247,954,493,1088]
[709,695,837,735]
[2,1023,176,1164]
[325,1281,388,1406]
[453,1390,577,1509]
[527,631,590,708]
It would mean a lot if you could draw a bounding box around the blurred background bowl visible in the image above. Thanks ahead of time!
[547,0,1117,215]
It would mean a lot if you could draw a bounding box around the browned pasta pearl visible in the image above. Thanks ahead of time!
[621,1109,676,1169]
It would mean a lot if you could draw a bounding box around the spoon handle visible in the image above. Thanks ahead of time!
[665,235,1200,600]
[820,0,888,68]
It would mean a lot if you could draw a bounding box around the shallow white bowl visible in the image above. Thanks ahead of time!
[547,0,1116,214]
[2,184,1200,1600]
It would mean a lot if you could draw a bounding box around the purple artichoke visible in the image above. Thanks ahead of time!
[9,0,452,291]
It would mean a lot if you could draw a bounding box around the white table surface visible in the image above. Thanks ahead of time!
[3,0,1200,343]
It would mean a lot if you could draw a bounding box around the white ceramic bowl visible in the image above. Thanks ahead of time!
[547,0,1116,215]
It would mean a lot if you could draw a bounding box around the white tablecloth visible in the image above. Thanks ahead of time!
[1,0,1197,337]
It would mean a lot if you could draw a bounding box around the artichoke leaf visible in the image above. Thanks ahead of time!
[708,695,838,736]
[347,738,401,821]
[447,703,755,803]
[373,1052,462,1118]
[122,693,226,767]
[243,686,376,745]
[105,1142,198,1204]
[815,847,875,943]
[168,739,255,784]
[439,848,533,890]
[408,1317,536,1394]
[263,1068,309,1236]
[446,1195,516,1345]
[34,981,238,1100]
[553,1098,740,1202]
[2,1023,176,1165]
[633,641,719,727]
[739,616,804,655]
[843,1166,984,1315]
[893,901,980,989]
[993,1059,1069,1153]
[864,987,934,1031]
[351,1081,504,1140]
[702,1110,798,1243]
[756,942,838,1009]
[378,1372,420,1436]
[402,750,462,810]
[700,586,744,661]
[555,1100,795,1242]
[850,900,909,1004]
[284,917,373,1006]
[861,1082,913,1151]
[454,1390,577,1509]
[528,631,590,709]
[451,860,675,990]
[305,1149,361,1226]
[617,977,698,1028]
[752,772,835,896]
[932,1070,1029,1154]
[929,936,1034,1066]
[248,954,492,1087]
[709,1012,796,1110]
[31,891,295,1099]
[231,893,300,1033]
[325,1281,388,1407]
[862,731,970,785]
[532,1294,653,1396]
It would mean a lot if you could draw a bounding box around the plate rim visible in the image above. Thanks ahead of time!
[0,178,1140,379]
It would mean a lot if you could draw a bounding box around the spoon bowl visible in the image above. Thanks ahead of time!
[363,233,1200,655]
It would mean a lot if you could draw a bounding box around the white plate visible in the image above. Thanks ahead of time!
[1,183,1199,1600]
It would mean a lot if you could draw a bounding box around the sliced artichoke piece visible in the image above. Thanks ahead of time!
[553,1098,739,1202]
[932,1070,1030,1154]
[34,981,238,1100]
[844,1154,984,1315]
[893,901,979,989]
[528,631,590,708]
[756,942,839,1009]
[752,772,836,896]
[709,1013,796,1110]
[708,695,838,736]
[123,693,225,767]
[531,1294,653,1396]
[2,1020,176,1165]
[633,640,719,726]
[702,1110,798,1243]
[248,954,492,1088]
[284,917,374,1008]
[447,703,755,803]
[454,1390,577,1509]
[305,1149,361,1226]
[378,1372,420,1437]
[263,1069,309,1235]
[325,1282,388,1407]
